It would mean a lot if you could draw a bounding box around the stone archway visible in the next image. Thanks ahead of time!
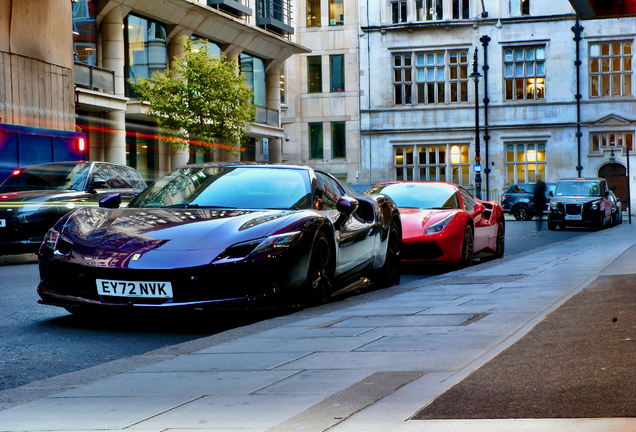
[599,163,627,210]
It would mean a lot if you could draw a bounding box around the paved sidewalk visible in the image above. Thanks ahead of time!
[1,225,636,431]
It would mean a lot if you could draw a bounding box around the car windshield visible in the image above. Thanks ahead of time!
[555,181,603,197]
[364,183,460,209]
[128,166,312,210]
[0,163,89,192]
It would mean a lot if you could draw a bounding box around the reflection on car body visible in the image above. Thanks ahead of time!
[37,163,403,313]
[0,161,147,255]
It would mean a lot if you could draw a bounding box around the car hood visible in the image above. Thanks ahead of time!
[398,208,456,237]
[61,207,301,269]
[551,196,602,203]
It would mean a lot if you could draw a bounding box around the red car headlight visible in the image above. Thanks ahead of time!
[425,213,455,235]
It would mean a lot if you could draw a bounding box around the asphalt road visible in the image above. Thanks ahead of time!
[0,218,597,392]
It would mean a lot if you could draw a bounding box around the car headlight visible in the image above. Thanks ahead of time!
[43,229,74,255]
[550,201,558,210]
[425,213,455,235]
[250,231,303,255]
[591,202,599,210]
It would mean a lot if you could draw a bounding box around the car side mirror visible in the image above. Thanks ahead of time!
[335,196,359,229]
[99,194,121,209]
[604,191,610,197]
[549,191,554,197]
[473,203,486,214]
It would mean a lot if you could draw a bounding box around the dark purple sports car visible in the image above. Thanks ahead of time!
[37,163,402,312]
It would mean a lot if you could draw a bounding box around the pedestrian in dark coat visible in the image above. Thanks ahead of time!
[534,175,547,231]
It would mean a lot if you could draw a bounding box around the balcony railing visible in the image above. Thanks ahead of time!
[207,0,252,18]
[254,106,279,126]
[256,0,294,36]
[74,62,115,94]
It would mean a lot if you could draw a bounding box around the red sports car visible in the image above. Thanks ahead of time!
[364,181,505,266]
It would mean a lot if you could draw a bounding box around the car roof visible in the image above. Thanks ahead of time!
[558,178,604,181]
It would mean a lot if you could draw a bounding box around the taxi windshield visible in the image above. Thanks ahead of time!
[555,181,603,197]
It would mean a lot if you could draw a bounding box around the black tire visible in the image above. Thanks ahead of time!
[495,221,505,259]
[304,232,333,306]
[459,224,474,268]
[597,214,606,231]
[547,217,556,231]
[375,219,402,288]
[513,205,530,221]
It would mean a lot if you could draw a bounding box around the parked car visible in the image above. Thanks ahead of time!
[501,182,556,221]
[0,161,147,255]
[364,181,505,267]
[37,163,402,314]
[608,190,623,226]
[547,178,612,230]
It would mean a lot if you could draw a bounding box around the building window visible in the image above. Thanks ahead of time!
[331,122,346,158]
[416,0,443,20]
[590,132,634,153]
[392,0,407,23]
[504,46,545,101]
[452,0,470,19]
[307,0,321,27]
[417,145,447,181]
[73,0,97,65]
[510,0,530,16]
[450,145,470,187]
[280,62,286,104]
[308,56,322,93]
[449,51,469,102]
[125,14,167,98]
[330,55,345,92]
[416,52,445,104]
[329,0,344,25]
[240,54,266,107]
[590,42,632,98]
[309,122,323,159]
[395,146,415,180]
[190,36,221,58]
[394,55,413,105]
[506,143,546,185]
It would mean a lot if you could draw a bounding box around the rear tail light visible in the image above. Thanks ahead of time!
[78,138,85,152]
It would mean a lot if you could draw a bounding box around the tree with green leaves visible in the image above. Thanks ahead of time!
[131,38,256,158]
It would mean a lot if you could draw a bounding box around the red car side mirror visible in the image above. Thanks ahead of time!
[473,203,486,214]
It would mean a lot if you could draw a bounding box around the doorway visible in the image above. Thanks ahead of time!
[599,163,627,210]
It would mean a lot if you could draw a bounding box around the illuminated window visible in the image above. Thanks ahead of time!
[329,0,344,25]
[590,131,634,154]
[589,41,632,98]
[417,145,447,181]
[450,145,470,187]
[394,146,414,180]
[504,46,546,101]
[307,0,321,27]
[506,143,546,185]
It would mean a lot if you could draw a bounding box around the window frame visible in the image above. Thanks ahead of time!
[503,45,546,102]
[391,0,408,24]
[452,0,470,20]
[330,54,345,92]
[510,0,530,16]
[331,122,346,158]
[329,0,344,26]
[590,131,635,154]
[309,122,324,159]
[589,41,633,98]
[307,0,321,27]
[505,142,547,185]
[307,55,323,93]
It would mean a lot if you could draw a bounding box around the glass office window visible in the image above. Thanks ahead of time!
[190,35,221,58]
[329,0,344,25]
[309,122,324,159]
[72,0,97,65]
[125,14,167,98]
[307,0,321,26]
[331,122,346,158]
[330,55,345,92]
[240,53,266,107]
[308,56,322,93]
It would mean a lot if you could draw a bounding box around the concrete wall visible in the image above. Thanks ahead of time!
[0,0,75,131]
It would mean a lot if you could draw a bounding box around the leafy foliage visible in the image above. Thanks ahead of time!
[131,38,256,156]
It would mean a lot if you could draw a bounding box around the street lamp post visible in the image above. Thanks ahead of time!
[469,48,482,199]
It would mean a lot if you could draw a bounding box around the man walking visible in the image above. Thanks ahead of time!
[534,175,547,231]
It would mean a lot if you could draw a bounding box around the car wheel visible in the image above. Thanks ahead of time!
[304,232,333,306]
[597,214,606,231]
[459,225,474,268]
[495,222,505,259]
[375,219,402,288]
[547,217,556,231]
[513,205,529,221]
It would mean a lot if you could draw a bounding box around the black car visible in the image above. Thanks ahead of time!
[608,190,623,226]
[501,183,556,221]
[37,163,402,313]
[0,161,147,255]
[547,178,612,230]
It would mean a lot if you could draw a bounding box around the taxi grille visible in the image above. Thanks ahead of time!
[565,203,582,215]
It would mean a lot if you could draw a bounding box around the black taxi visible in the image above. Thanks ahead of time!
[547,178,612,230]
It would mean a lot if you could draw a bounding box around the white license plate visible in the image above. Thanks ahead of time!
[96,279,173,298]
[565,215,582,220]
[0,219,5,227]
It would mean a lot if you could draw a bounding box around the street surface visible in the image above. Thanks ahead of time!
[0,219,594,392]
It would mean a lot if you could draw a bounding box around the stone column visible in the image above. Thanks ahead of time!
[266,63,282,162]
[101,7,127,164]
